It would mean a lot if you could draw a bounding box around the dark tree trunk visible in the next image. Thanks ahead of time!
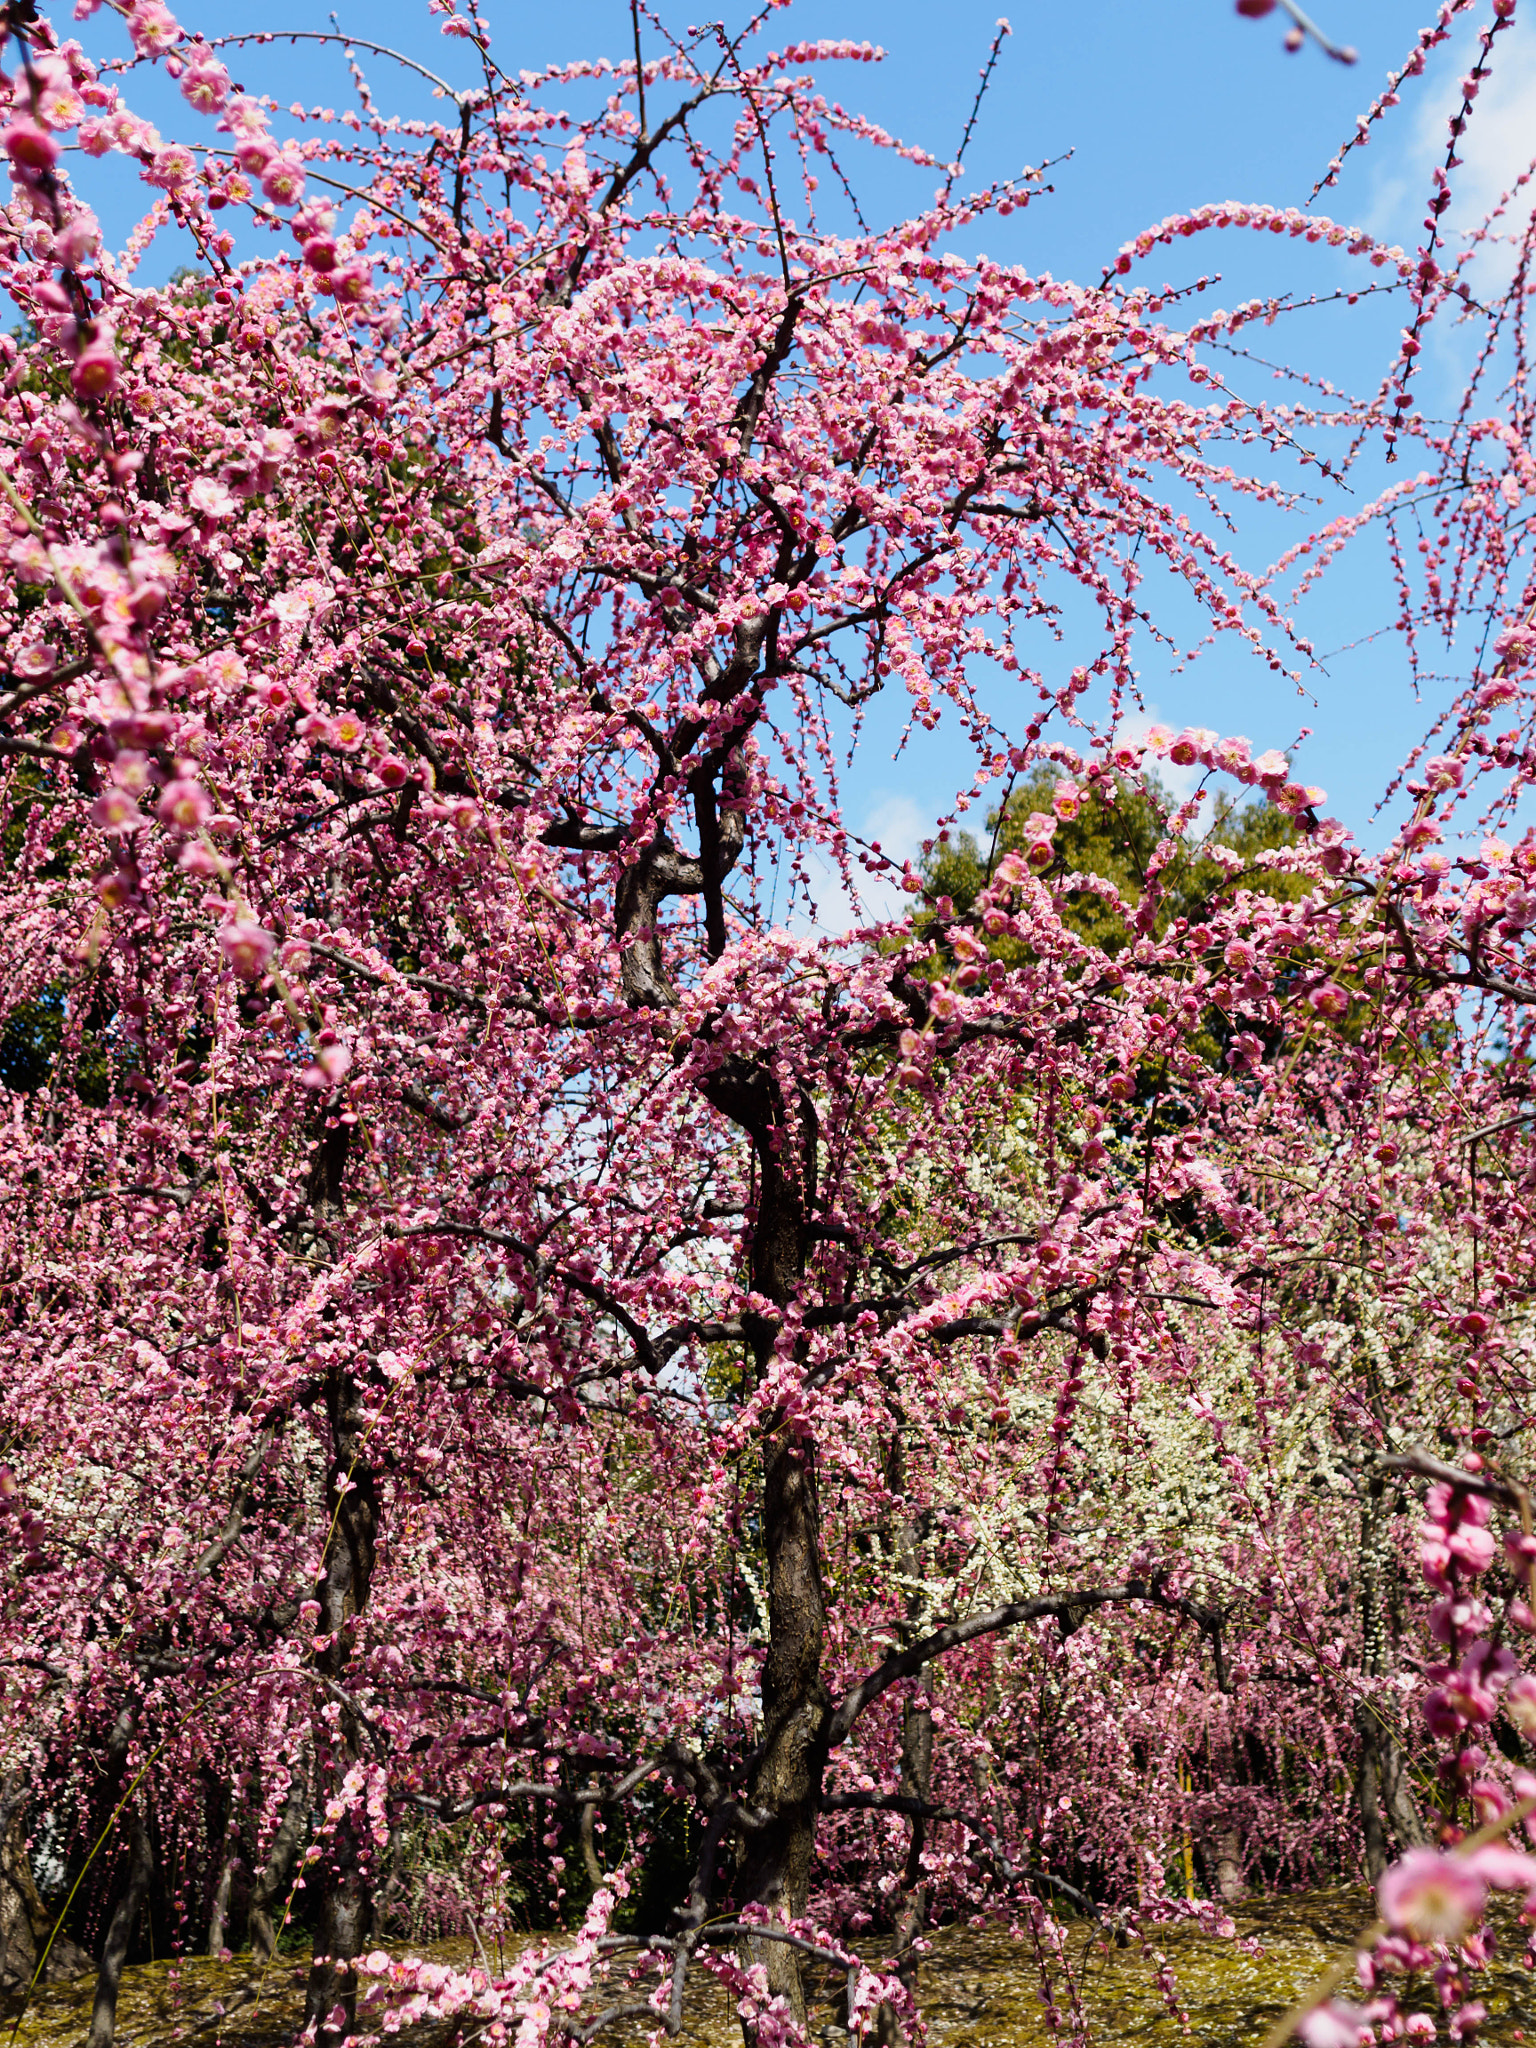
[0,1784,42,1991]
[613,700,828,2033]
[0,1784,80,1990]
[249,1755,311,1958]
[207,1852,235,1959]
[1355,1474,1424,1879]
[876,1439,933,2048]
[84,1810,154,2048]
[203,1766,234,1958]
[701,1061,828,2031]
[305,1853,375,2048]
[303,1368,379,2048]
[579,1787,604,1890]
[735,1430,831,2024]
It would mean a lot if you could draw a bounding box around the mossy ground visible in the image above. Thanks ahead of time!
[6,1892,1535,2047]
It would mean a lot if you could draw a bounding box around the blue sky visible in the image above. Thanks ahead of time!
[56,1,1536,889]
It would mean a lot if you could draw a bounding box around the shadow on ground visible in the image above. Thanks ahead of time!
[5,1891,1533,2046]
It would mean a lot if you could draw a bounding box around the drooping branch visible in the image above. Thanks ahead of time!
[84,1809,154,2048]
[830,1580,1228,1743]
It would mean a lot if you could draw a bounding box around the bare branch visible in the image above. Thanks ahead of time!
[830,1579,1226,1742]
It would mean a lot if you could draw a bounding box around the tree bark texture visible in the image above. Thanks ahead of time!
[876,1439,933,2048]
[700,1058,829,2031]
[304,1368,379,2047]
[249,1754,311,1959]
[84,1809,154,2048]
[1355,1475,1425,1880]
[0,1786,85,1989]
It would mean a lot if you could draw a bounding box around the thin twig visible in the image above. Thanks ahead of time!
[941,20,1012,201]
[630,1,648,141]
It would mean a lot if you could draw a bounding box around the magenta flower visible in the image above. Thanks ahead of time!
[157,779,211,831]
[3,122,59,172]
[180,58,230,113]
[1378,1849,1486,1944]
[91,787,147,835]
[328,261,372,303]
[260,156,305,207]
[219,921,275,980]
[1298,2004,1369,2048]
[70,343,119,400]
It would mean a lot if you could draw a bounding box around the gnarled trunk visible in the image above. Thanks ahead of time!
[303,1368,378,2048]
[84,1809,153,2048]
[737,1431,830,2027]
[249,1753,311,1958]
[702,1060,828,2031]
[0,1785,43,1991]
[1356,1474,1425,1879]
[876,1440,933,2048]
[203,1766,234,1958]
[0,1786,84,1990]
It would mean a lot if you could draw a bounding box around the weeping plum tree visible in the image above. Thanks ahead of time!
[5,0,1536,2043]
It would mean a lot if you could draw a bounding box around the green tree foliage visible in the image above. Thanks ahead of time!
[923,766,1307,955]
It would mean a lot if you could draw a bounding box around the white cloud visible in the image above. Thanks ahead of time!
[1370,14,1536,276]
[1115,706,1201,802]
[862,792,927,867]
[797,790,931,936]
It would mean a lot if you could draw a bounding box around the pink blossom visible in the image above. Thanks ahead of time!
[91,787,147,833]
[70,341,119,400]
[233,134,275,176]
[157,778,211,830]
[1448,1521,1496,1573]
[1308,982,1349,1021]
[180,58,230,113]
[126,1,180,55]
[303,1033,353,1087]
[327,261,373,303]
[3,122,59,172]
[1476,678,1518,709]
[1421,754,1463,793]
[219,921,275,979]
[1466,1841,1536,1890]
[54,209,102,265]
[189,476,235,520]
[1298,2005,1370,2048]
[260,155,305,206]
[144,143,196,189]
[1493,624,1536,670]
[35,77,86,131]
[1379,1850,1486,1943]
